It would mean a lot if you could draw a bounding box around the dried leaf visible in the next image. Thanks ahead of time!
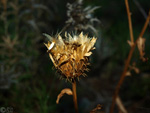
[137,37,147,61]
[133,67,140,74]
[56,88,73,104]
[128,62,140,74]
[127,40,134,47]
[90,104,101,113]
[126,71,131,76]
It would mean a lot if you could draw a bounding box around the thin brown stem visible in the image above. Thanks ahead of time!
[139,10,150,37]
[109,9,150,113]
[125,0,134,44]
[109,44,135,113]
[72,80,79,113]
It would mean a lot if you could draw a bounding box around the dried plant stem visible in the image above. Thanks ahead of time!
[109,44,135,113]
[125,0,134,44]
[109,7,150,113]
[72,80,79,113]
[139,10,150,37]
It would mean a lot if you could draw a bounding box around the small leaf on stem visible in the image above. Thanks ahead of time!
[56,88,73,104]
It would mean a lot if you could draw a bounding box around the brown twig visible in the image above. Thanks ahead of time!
[72,80,79,113]
[109,4,150,113]
[109,43,136,113]
[139,10,150,37]
[125,0,134,44]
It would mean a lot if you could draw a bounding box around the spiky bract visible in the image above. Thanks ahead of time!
[44,32,96,81]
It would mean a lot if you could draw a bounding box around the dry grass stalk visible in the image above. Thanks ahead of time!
[125,0,134,45]
[116,96,128,113]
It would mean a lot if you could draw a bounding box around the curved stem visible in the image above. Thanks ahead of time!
[72,80,79,113]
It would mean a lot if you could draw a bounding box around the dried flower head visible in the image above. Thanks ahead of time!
[44,32,96,81]
[66,0,100,33]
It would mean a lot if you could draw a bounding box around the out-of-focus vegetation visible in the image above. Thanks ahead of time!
[0,0,150,113]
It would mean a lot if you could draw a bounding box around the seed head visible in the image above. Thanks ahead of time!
[44,32,96,81]
[66,0,100,33]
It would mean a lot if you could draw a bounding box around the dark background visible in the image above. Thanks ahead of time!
[0,0,150,113]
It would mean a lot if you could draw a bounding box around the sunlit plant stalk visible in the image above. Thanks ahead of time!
[72,80,79,113]
[44,32,97,113]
